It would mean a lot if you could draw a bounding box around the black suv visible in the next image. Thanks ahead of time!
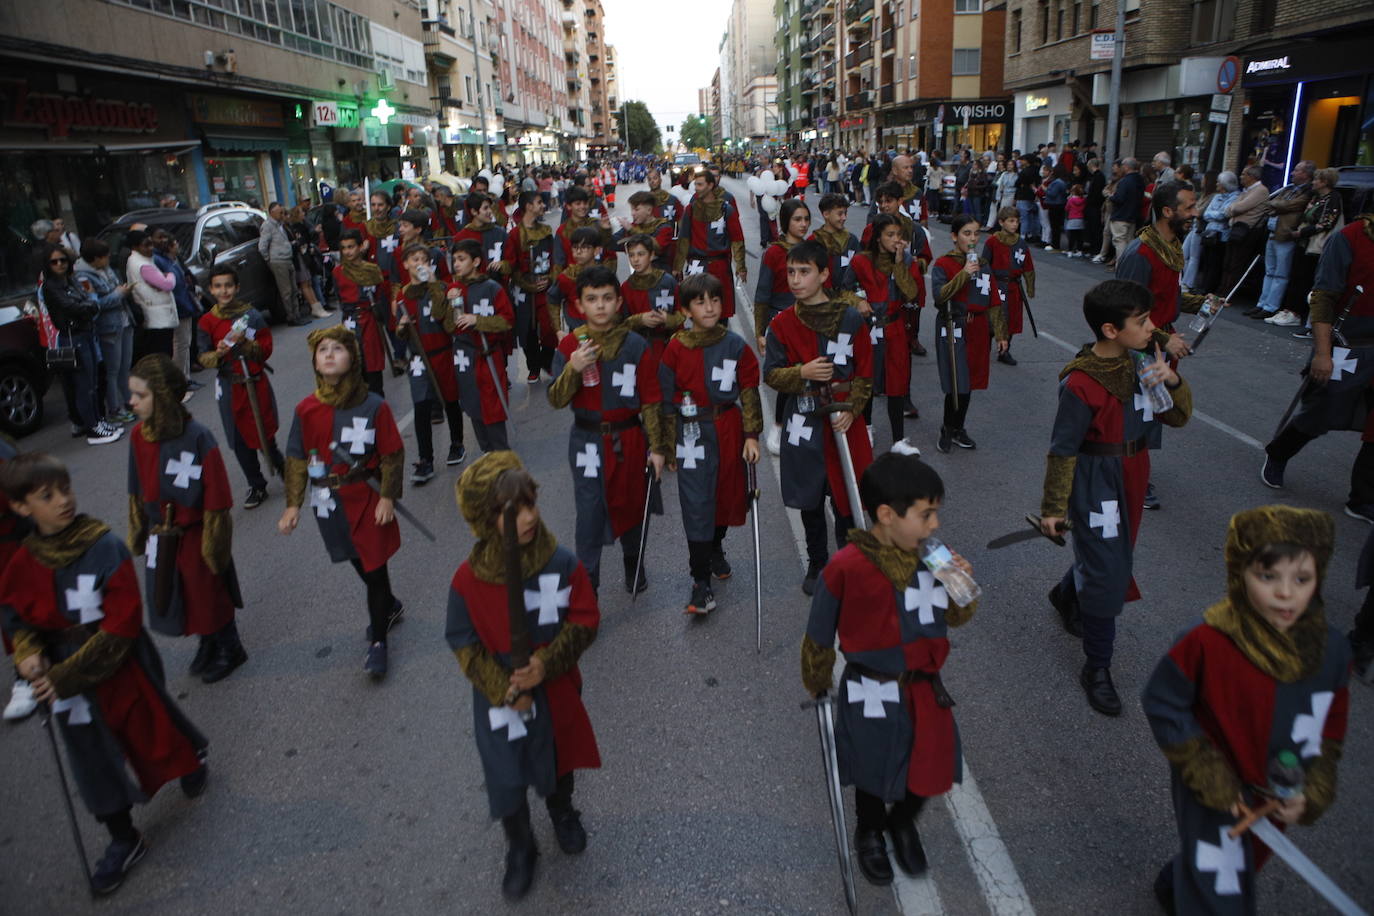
[97,202,285,321]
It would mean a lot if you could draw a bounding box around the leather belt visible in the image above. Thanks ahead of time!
[680,401,737,423]
[317,467,373,489]
[228,372,261,385]
[574,415,642,436]
[1080,435,1150,458]
[850,662,956,709]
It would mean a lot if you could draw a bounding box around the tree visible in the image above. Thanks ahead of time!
[617,100,660,154]
[680,115,712,150]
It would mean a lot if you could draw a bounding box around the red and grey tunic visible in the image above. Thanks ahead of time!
[445,545,601,818]
[332,265,391,375]
[449,275,514,425]
[395,282,460,405]
[455,221,511,278]
[129,419,240,636]
[505,223,558,347]
[982,233,1034,337]
[619,271,679,362]
[930,254,1003,393]
[753,241,797,336]
[847,252,913,398]
[676,195,746,318]
[198,307,278,450]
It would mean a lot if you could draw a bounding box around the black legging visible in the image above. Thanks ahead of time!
[364,369,384,395]
[856,788,927,832]
[800,489,853,568]
[942,393,970,430]
[687,526,728,582]
[413,398,464,462]
[1046,205,1065,250]
[863,396,906,442]
[349,558,395,643]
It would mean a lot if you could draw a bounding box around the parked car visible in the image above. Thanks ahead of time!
[0,288,51,437]
[1334,165,1374,221]
[96,201,286,322]
[674,153,703,167]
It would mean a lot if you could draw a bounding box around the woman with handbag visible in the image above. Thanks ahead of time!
[1197,171,1238,295]
[1271,167,1344,329]
[38,243,123,444]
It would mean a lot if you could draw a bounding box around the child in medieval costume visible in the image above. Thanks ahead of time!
[659,272,763,614]
[846,214,921,451]
[506,191,559,382]
[619,233,683,363]
[196,265,283,510]
[455,192,512,281]
[1041,280,1193,716]
[1143,505,1349,915]
[801,452,976,886]
[555,187,614,268]
[391,210,450,288]
[675,167,747,319]
[981,207,1036,367]
[548,266,669,594]
[764,240,874,596]
[333,229,391,395]
[365,190,402,274]
[867,181,933,365]
[646,167,684,227]
[127,355,246,684]
[755,199,811,455]
[446,239,514,454]
[394,243,468,480]
[278,327,405,680]
[0,436,37,721]
[549,227,603,336]
[812,192,862,290]
[446,451,601,901]
[929,214,1008,454]
[0,453,208,895]
[619,191,675,271]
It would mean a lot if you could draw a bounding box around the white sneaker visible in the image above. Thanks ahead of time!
[766,424,781,456]
[3,679,37,721]
[1266,309,1302,327]
[1091,255,1105,264]
[86,423,122,446]
[891,437,921,456]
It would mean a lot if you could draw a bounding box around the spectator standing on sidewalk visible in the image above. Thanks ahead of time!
[1197,171,1238,295]
[39,243,122,444]
[1269,167,1343,329]
[1221,165,1269,298]
[153,232,200,387]
[260,201,309,327]
[1246,160,1313,321]
[125,228,178,358]
[1107,158,1143,264]
[74,239,136,425]
[1014,154,1043,243]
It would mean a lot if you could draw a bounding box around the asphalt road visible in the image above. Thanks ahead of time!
[0,177,1368,916]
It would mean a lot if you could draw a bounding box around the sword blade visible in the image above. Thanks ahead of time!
[477,330,513,419]
[831,422,867,533]
[328,442,436,541]
[631,465,654,603]
[985,527,1046,549]
[238,356,279,477]
[1019,281,1039,338]
[1249,819,1368,916]
[804,696,859,915]
[748,462,762,653]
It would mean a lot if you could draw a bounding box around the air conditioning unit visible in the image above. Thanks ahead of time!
[377,70,396,92]
[354,79,370,97]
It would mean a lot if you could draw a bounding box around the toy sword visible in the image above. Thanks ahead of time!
[986,515,1071,549]
[327,440,436,541]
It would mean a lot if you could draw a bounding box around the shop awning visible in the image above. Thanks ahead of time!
[101,140,201,156]
[203,134,288,153]
[0,141,100,152]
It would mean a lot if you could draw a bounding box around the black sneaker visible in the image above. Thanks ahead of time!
[180,757,209,798]
[1143,482,1160,510]
[625,565,648,595]
[243,487,267,510]
[91,832,148,895]
[527,370,540,382]
[710,550,732,580]
[1291,328,1313,340]
[802,562,821,596]
[685,580,716,615]
[936,426,953,454]
[1349,633,1373,684]
[364,641,387,680]
[549,806,588,854]
[366,600,406,641]
[411,460,435,485]
[997,350,1018,366]
[1260,454,1286,489]
[1345,503,1374,525]
[1048,584,1083,638]
[447,442,467,466]
[951,428,976,449]
[1079,665,1123,716]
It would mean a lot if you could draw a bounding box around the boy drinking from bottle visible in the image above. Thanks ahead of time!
[1041,279,1192,717]
[800,452,976,888]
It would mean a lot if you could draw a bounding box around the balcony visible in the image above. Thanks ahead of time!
[821,62,836,81]
[800,69,816,89]
[819,101,836,117]
[561,10,576,25]
[845,90,872,110]
[856,41,872,63]
[881,29,895,52]
[880,84,895,104]
[845,0,874,24]
[821,23,836,46]
[421,23,458,67]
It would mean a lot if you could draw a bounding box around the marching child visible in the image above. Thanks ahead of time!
[929,214,1008,453]
[127,354,246,684]
[811,192,862,289]
[394,243,467,480]
[755,199,811,455]
[800,452,976,886]
[619,233,683,362]
[505,191,558,382]
[196,265,283,509]
[1040,279,1192,716]
[846,214,918,449]
[674,168,747,319]
[391,210,450,288]
[867,181,932,362]
[980,207,1036,367]
[548,265,669,593]
[0,453,208,895]
[446,239,515,453]
[764,240,874,595]
[549,227,603,336]
[454,193,512,281]
[446,451,601,901]
[620,191,675,270]
[333,229,391,394]
[365,190,401,274]
[555,187,613,267]
[278,327,405,679]
[646,167,684,226]
[1142,506,1349,915]
[659,272,762,614]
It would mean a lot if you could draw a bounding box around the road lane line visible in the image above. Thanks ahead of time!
[1039,331,1264,450]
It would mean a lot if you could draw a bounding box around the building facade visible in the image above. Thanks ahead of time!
[422,0,504,174]
[722,0,779,148]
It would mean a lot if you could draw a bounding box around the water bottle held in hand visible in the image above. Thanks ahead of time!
[575,329,600,387]
[1187,294,1222,333]
[307,449,325,480]
[1133,349,1173,414]
[679,391,701,441]
[798,382,817,415]
[920,537,981,607]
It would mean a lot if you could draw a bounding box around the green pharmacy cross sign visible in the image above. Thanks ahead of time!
[370,99,396,125]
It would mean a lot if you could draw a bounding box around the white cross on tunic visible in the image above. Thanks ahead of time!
[362,285,376,299]
[410,355,426,377]
[215,378,223,401]
[612,364,637,398]
[165,451,202,489]
[786,413,813,446]
[1134,389,1155,423]
[344,315,358,332]
[1330,347,1358,382]
[1196,827,1246,896]
[904,571,948,626]
[709,216,726,234]
[534,252,551,273]
[1014,247,1027,265]
[826,332,853,366]
[940,325,964,340]
[576,442,600,478]
[711,359,737,392]
[311,486,336,518]
[1090,500,1121,539]
[848,676,900,718]
[341,417,375,455]
[145,534,159,569]
[381,236,399,253]
[870,324,884,344]
[975,274,993,298]
[487,243,503,264]
[52,695,93,725]
[1291,691,1334,757]
[839,251,852,269]
[677,440,706,468]
[65,574,104,624]
[524,573,572,626]
[687,260,705,276]
[453,349,471,372]
[654,289,675,312]
[473,298,495,317]
[489,704,533,741]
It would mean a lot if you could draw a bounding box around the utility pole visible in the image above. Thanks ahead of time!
[1103,0,1126,166]
[466,0,494,168]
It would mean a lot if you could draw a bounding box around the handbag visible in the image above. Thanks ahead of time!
[1306,213,1345,256]
[46,330,77,371]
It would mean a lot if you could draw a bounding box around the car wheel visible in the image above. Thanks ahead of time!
[0,363,44,436]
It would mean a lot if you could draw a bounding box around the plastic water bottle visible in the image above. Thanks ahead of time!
[679,392,701,441]
[920,537,981,606]
[1132,350,1174,414]
[1187,294,1222,333]
[575,329,600,387]
[307,449,325,480]
[797,383,816,415]
[966,249,979,267]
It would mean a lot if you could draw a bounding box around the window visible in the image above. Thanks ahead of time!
[1090,0,1099,26]
[1054,0,1063,39]
[1011,8,1021,51]
[465,75,474,101]
[1071,0,1080,33]
[1038,0,1049,43]
[1191,0,1235,42]
[908,52,916,77]
[954,0,979,11]
[198,217,234,258]
[222,211,262,246]
[952,48,980,74]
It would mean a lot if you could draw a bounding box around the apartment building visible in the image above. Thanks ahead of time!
[605,44,620,150]
[561,0,594,158]
[721,0,779,148]
[582,0,617,152]
[422,0,504,174]
[496,0,570,163]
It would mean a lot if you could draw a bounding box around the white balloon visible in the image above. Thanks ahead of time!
[747,176,763,195]
[773,179,789,197]
[670,185,694,206]
[788,165,801,181]
[761,169,775,183]
[489,174,505,196]
[761,195,780,217]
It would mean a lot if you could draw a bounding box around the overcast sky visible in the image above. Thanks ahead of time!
[601,0,732,136]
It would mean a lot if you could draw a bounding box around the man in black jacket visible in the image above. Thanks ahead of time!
[1108,157,1144,263]
[1014,155,1043,244]
[1085,158,1107,260]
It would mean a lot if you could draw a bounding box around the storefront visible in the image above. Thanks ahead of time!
[188,93,289,208]
[883,100,1011,156]
[1013,86,1073,154]
[1239,34,1374,176]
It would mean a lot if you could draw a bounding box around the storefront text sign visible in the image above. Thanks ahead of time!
[189,94,283,129]
[1,78,158,138]
[1090,31,1117,61]
[1245,56,1290,75]
[1025,96,1049,112]
[311,101,359,129]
